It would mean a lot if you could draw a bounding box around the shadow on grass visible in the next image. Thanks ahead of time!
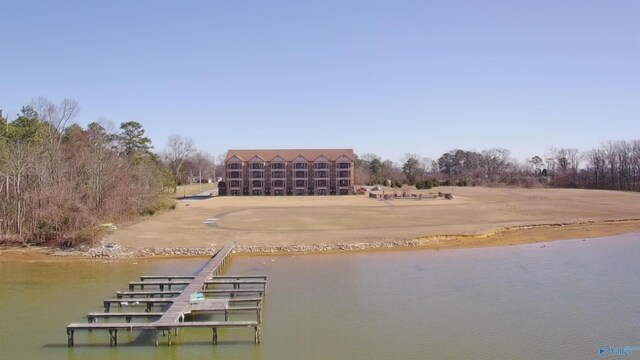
[177,195,216,201]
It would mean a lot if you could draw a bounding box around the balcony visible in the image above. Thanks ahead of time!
[294,171,307,178]
[314,171,328,178]
[337,171,350,178]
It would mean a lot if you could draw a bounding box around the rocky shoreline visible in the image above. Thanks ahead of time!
[49,240,431,259]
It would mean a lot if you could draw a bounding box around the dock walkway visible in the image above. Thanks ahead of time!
[66,246,267,347]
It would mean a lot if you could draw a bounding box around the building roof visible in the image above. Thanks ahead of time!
[225,149,356,162]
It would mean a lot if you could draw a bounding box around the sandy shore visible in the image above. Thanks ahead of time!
[2,187,640,261]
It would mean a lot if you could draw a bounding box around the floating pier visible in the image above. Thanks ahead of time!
[66,245,267,347]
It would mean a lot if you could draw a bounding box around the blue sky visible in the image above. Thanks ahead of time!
[1,0,638,163]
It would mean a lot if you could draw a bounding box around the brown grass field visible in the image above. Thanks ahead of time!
[109,187,640,251]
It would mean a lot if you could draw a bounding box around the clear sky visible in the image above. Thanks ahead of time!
[1,0,638,163]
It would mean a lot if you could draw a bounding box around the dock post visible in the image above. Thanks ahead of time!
[257,308,262,323]
[155,330,159,346]
[225,308,229,321]
[109,329,118,346]
[67,329,74,347]
[104,301,110,312]
[212,328,218,344]
[254,326,261,344]
[167,329,172,346]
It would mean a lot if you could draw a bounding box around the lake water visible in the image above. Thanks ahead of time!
[1,233,639,359]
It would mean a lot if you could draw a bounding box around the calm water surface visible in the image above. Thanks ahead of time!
[1,233,639,359]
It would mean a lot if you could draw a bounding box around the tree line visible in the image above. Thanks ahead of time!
[356,141,640,192]
[0,98,218,247]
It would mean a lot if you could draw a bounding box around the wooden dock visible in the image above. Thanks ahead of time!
[66,246,267,347]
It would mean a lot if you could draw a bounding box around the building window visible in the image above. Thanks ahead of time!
[295,180,305,187]
[228,171,241,179]
[315,162,328,169]
[251,163,264,170]
[296,189,305,195]
[337,162,350,169]
[295,171,306,178]
[274,189,284,196]
[315,171,328,178]
[339,188,349,195]
[339,180,350,187]
[228,163,242,169]
[252,189,262,196]
[231,190,240,196]
[338,171,350,178]
[251,171,263,178]
[273,180,284,187]
[272,171,285,178]
[252,180,262,187]
[294,162,307,169]
[230,181,240,188]
[271,162,285,169]
[317,180,327,187]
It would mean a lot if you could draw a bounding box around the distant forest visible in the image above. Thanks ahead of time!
[1,98,638,247]
[355,142,640,191]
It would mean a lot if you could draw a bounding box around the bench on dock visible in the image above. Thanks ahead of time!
[202,288,265,297]
[67,320,260,346]
[210,275,268,280]
[204,279,267,292]
[103,298,175,312]
[140,275,196,281]
[128,280,190,291]
[88,305,263,323]
[116,290,182,298]
[186,305,263,323]
[103,296,261,312]
[87,312,164,323]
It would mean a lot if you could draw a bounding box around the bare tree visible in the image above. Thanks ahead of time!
[163,135,196,190]
[214,153,226,181]
[190,151,215,183]
[32,97,80,147]
[482,148,512,182]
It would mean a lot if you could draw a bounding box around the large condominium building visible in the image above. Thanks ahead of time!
[224,149,356,196]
